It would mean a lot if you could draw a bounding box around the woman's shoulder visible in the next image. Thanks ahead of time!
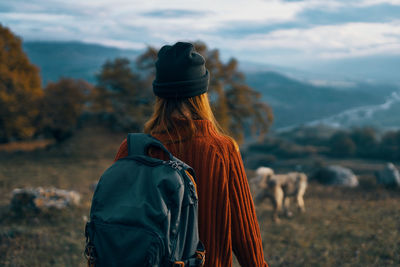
[199,131,239,157]
[114,137,128,162]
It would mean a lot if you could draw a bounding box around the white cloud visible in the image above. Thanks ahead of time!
[1,12,74,23]
[223,21,400,59]
[358,0,400,6]
[2,0,400,65]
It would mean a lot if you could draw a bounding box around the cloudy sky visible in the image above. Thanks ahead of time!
[1,0,400,68]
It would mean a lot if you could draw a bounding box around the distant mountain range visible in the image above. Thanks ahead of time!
[240,55,400,84]
[22,41,400,130]
[23,41,140,84]
[246,71,399,129]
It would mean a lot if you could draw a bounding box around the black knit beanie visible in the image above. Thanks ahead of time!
[153,42,209,98]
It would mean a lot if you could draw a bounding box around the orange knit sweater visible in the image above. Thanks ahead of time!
[114,120,268,267]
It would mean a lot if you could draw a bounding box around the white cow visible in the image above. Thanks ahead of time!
[250,167,307,222]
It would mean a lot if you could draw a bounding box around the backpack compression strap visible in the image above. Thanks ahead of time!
[127,133,173,159]
[172,242,206,267]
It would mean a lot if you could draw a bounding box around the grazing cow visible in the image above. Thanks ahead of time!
[250,167,307,222]
[249,167,274,194]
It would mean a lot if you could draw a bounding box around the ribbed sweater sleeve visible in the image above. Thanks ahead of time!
[228,145,268,267]
[200,150,230,266]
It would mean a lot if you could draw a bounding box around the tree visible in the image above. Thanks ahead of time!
[329,131,356,157]
[134,41,274,143]
[39,78,92,142]
[350,127,378,158]
[379,130,400,160]
[91,58,153,131]
[0,24,43,142]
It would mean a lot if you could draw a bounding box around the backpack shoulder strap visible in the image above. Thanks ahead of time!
[171,156,196,181]
[127,133,173,159]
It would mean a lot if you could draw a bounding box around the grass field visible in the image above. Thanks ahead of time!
[0,126,399,266]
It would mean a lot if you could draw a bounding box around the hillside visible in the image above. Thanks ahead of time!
[307,55,400,84]
[246,71,399,128]
[22,41,400,129]
[23,41,141,85]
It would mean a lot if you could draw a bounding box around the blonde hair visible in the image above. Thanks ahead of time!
[144,93,236,151]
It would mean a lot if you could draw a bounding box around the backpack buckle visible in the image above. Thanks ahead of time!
[173,261,185,267]
[84,243,96,266]
[196,250,206,266]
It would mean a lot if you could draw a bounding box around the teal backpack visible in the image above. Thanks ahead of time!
[85,133,205,267]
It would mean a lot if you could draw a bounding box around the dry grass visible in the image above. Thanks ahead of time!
[256,183,400,266]
[0,139,55,152]
[0,126,124,267]
[0,126,399,266]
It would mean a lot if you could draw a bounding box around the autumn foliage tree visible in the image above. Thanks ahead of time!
[93,42,273,143]
[0,24,43,143]
[39,78,92,141]
[194,42,273,142]
[91,58,153,131]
